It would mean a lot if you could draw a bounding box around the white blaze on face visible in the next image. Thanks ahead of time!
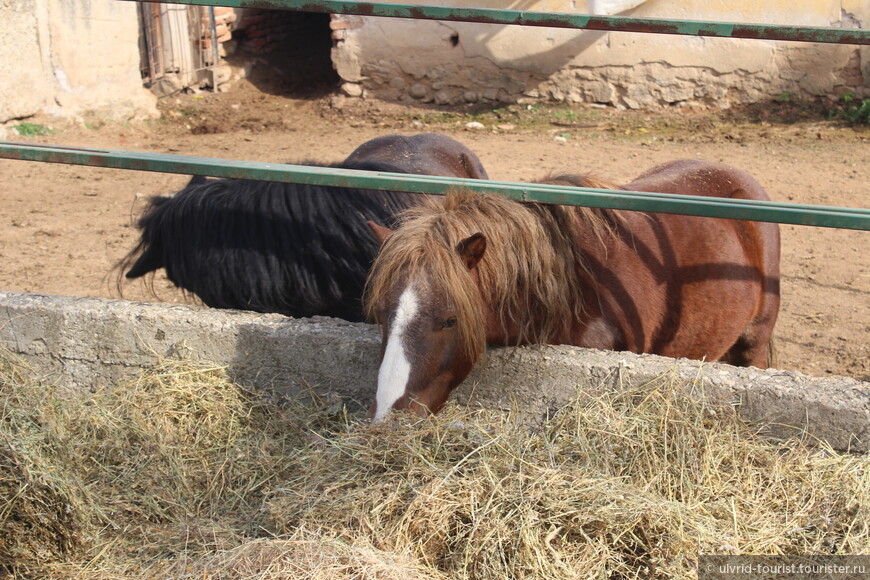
[373,284,420,422]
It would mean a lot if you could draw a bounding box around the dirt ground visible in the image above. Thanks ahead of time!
[1,76,867,381]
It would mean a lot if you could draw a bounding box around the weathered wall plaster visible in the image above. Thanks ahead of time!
[0,0,157,124]
[331,0,868,108]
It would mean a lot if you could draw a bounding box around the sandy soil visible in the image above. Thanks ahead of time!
[1,78,867,381]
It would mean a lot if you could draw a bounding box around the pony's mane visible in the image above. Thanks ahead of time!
[119,160,419,320]
[535,172,623,239]
[364,176,621,360]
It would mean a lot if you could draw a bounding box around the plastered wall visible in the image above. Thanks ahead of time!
[0,0,157,124]
[331,0,869,108]
[2,1,864,122]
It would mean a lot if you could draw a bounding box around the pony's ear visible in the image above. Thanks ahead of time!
[456,233,487,270]
[367,221,394,246]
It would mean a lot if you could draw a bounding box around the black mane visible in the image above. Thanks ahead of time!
[122,160,420,321]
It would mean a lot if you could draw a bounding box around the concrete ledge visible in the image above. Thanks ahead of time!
[1,291,867,452]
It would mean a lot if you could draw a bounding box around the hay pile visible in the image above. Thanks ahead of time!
[1,350,867,578]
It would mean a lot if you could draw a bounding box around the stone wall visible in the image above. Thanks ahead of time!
[331,0,869,109]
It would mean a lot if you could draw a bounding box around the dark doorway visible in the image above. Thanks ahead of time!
[230,10,340,98]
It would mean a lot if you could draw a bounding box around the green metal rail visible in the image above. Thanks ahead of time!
[127,0,870,45]
[2,141,868,231]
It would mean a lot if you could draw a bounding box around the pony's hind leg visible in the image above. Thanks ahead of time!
[722,323,776,368]
[723,218,780,369]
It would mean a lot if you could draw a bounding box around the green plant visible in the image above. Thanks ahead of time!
[13,122,53,136]
[551,109,577,120]
[843,97,870,125]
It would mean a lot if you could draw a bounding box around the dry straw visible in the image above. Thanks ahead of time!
[1,348,867,579]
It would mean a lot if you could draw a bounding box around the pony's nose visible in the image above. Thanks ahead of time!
[368,395,431,423]
[407,399,435,417]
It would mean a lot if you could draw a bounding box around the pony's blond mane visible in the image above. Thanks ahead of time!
[364,175,621,361]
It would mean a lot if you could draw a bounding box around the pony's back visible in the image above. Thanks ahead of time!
[344,133,489,179]
[604,159,780,366]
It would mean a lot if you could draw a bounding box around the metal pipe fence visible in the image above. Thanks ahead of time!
[127,0,870,45]
[1,141,867,231]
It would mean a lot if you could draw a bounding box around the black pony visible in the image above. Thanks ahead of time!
[120,133,488,321]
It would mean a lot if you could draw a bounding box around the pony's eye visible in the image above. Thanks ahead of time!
[441,317,457,329]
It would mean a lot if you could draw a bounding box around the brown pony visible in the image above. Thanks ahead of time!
[364,159,781,421]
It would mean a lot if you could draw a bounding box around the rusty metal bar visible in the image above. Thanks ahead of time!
[126,0,870,45]
[2,141,868,230]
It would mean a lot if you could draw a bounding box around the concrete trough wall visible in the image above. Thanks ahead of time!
[1,291,867,452]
